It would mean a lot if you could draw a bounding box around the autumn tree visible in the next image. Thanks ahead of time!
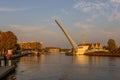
[0,31,2,52]
[0,31,17,53]
[107,39,118,53]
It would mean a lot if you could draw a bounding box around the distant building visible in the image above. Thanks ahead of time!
[45,47,60,53]
[78,43,103,49]
[18,41,43,51]
[88,43,103,50]
[83,43,109,53]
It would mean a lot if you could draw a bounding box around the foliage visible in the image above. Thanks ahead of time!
[116,46,120,54]
[107,39,118,53]
[0,31,17,52]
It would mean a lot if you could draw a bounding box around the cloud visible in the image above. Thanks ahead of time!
[8,24,55,40]
[74,22,94,30]
[108,1,120,21]
[7,24,68,47]
[87,14,103,22]
[92,27,120,44]
[0,8,27,12]
[109,12,120,21]
[111,0,120,3]
[87,15,99,22]
[8,25,46,40]
[72,21,120,45]
[61,9,69,15]
[73,0,120,22]
[73,0,105,12]
[7,22,120,47]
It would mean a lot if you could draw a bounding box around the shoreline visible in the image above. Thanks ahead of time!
[0,66,16,80]
[0,51,30,79]
[84,52,120,57]
[0,51,30,60]
[65,51,120,57]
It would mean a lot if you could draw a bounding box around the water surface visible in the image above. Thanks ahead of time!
[6,53,120,80]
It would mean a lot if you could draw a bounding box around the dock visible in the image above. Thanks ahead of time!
[0,65,16,79]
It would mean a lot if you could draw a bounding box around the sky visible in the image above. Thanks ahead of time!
[0,0,120,48]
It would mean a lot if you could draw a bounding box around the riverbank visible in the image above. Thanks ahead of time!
[65,51,120,57]
[0,51,31,79]
[84,52,120,57]
[0,51,31,60]
[0,65,16,80]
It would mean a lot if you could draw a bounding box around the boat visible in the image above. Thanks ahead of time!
[55,19,89,55]
[77,44,89,54]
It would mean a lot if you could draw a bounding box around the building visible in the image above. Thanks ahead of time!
[45,47,60,53]
[85,43,109,53]
[18,41,43,51]
[88,43,103,50]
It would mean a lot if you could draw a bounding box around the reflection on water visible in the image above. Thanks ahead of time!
[6,54,120,80]
[72,55,106,67]
[18,54,44,65]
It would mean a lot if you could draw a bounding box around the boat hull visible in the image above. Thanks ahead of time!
[65,45,89,55]
[76,46,89,55]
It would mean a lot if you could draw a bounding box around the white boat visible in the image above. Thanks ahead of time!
[77,45,89,54]
[55,20,89,55]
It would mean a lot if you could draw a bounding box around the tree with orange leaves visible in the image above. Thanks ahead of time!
[0,31,17,54]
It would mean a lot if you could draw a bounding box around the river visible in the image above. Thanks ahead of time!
[5,53,120,80]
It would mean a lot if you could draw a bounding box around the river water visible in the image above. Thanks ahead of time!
[5,53,120,80]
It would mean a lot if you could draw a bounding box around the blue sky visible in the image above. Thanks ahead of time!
[0,0,120,48]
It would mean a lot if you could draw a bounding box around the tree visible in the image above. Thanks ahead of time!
[0,31,17,53]
[5,31,17,50]
[0,31,2,52]
[117,46,120,53]
[107,39,118,53]
[0,32,7,52]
